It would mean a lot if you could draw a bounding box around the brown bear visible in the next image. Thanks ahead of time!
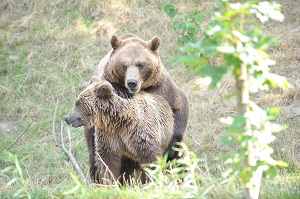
[85,34,189,182]
[65,77,174,185]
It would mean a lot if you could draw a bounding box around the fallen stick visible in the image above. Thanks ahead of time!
[291,26,300,33]
[0,118,35,156]
[52,99,59,145]
[60,121,87,186]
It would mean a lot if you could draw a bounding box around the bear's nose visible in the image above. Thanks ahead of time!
[64,116,70,124]
[127,79,137,89]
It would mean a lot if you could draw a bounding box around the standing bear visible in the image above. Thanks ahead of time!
[65,77,174,185]
[84,34,189,182]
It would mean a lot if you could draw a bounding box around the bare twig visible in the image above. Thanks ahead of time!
[95,153,117,185]
[52,99,59,145]
[67,127,72,153]
[0,118,35,156]
[60,121,87,185]
[291,26,300,33]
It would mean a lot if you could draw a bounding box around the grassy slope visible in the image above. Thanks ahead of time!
[0,0,299,198]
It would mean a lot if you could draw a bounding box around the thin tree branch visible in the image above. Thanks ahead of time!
[291,26,300,33]
[60,121,87,185]
[95,152,117,185]
[67,126,72,153]
[52,99,59,145]
[0,118,35,156]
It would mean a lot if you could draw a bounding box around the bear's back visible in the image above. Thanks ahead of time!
[133,92,174,149]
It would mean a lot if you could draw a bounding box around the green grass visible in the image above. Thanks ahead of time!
[0,0,299,198]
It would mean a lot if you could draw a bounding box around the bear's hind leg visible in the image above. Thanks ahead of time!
[95,151,122,185]
[135,146,163,184]
[119,156,140,185]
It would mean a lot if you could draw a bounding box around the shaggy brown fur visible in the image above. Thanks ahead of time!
[84,34,189,182]
[65,77,174,184]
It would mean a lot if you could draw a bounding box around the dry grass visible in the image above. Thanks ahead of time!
[0,0,299,198]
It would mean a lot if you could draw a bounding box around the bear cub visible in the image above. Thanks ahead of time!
[64,76,174,184]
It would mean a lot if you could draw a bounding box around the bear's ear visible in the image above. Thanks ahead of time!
[148,36,160,51]
[95,83,113,99]
[111,35,122,50]
[89,76,101,85]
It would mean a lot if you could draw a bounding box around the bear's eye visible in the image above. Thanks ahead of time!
[122,65,127,69]
[137,64,143,69]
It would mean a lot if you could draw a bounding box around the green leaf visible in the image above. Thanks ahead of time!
[180,40,201,53]
[200,39,219,54]
[277,160,288,167]
[264,73,289,89]
[177,13,187,19]
[266,107,280,117]
[220,134,234,145]
[264,77,277,88]
[205,23,223,36]
[218,153,242,165]
[176,54,203,67]
[190,10,202,22]
[251,2,284,23]
[178,13,187,19]
[172,21,184,31]
[224,54,242,69]
[240,135,254,148]
[269,9,284,22]
[217,45,235,53]
[181,35,191,43]
[195,65,227,88]
[224,116,246,133]
[233,31,250,42]
[163,4,178,19]
[265,166,277,178]
[240,167,253,185]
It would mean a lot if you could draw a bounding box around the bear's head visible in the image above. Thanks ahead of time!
[109,34,162,94]
[64,77,114,128]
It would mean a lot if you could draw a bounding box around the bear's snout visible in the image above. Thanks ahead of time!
[64,115,83,128]
[127,79,138,89]
[64,115,72,125]
[125,67,141,93]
